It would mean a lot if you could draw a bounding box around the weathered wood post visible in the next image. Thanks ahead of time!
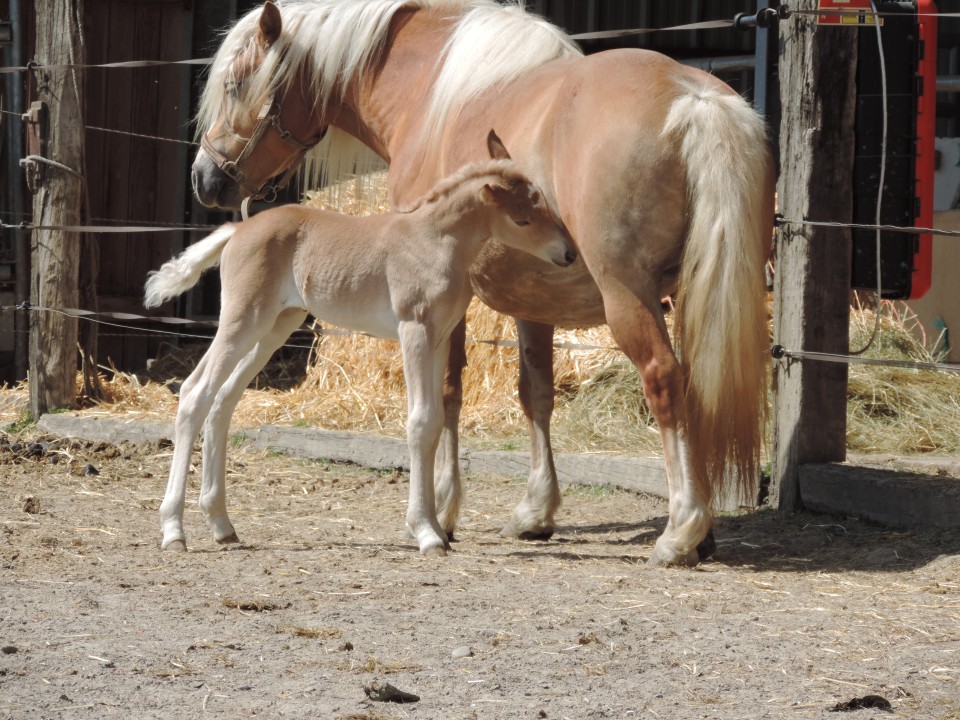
[771,2,859,509]
[27,0,84,417]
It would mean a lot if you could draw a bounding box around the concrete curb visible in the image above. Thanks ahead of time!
[34,413,960,528]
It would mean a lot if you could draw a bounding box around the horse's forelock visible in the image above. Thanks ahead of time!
[197,0,423,140]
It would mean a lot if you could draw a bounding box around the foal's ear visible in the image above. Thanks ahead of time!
[479,184,502,206]
[258,1,283,48]
[486,130,511,161]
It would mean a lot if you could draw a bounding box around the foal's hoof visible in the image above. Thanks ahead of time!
[420,544,448,558]
[216,531,241,545]
[163,539,187,552]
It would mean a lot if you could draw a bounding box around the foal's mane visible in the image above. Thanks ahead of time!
[198,0,580,189]
[396,159,528,214]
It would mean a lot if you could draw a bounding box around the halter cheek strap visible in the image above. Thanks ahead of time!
[201,93,326,203]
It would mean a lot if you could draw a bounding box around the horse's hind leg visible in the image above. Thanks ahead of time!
[198,308,309,545]
[434,317,466,540]
[600,279,711,567]
[499,318,561,540]
[159,330,261,551]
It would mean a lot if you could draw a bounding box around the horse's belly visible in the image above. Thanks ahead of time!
[306,296,400,341]
[469,246,605,328]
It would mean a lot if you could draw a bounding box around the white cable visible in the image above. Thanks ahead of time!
[850,0,888,356]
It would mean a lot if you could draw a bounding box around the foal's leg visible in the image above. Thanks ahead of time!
[198,308,309,545]
[399,320,450,557]
[433,318,466,539]
[159,330,263,551]
[500,318,561,540]
[600,278,711,567]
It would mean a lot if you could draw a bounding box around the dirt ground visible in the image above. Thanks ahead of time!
[1,433,959,720]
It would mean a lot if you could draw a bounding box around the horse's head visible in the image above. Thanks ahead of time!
[479,131,577,268]
[192,1,327,209]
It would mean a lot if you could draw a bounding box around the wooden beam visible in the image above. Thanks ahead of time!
[772,2,858,510]
[28,0,84,417]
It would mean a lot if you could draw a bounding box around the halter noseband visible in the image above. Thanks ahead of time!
[201,92,326,204]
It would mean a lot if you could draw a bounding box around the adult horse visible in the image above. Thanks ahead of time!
[190,0,776,567]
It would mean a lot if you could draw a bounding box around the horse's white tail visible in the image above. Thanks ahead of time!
[664,81,774,504]
[143,224,237,308]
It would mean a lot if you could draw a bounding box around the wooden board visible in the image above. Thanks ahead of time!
[800,463,960,528]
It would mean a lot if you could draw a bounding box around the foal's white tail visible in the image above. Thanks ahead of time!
[664,80,774,504]
[144,225,237,308]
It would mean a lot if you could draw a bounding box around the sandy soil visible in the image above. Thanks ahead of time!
[1,433,959,719]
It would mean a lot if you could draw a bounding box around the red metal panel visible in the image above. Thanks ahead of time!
[910,0,937,300]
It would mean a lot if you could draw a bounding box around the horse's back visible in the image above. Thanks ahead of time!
[439,47,772,324]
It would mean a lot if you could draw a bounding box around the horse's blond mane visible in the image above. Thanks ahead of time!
[198,0,580,191]
[395,159,528,214]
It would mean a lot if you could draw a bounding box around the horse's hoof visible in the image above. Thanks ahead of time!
[163,539,187,552]
[444,531,458,543]
[646,546,700,568]
[696,529,717,561]
[216,531,240,545]
[421,544,448,558]
[499,521,555,541]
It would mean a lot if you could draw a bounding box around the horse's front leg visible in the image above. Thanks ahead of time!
[500,318,561,540]
[399,321,450,557]
[433,317,466,540]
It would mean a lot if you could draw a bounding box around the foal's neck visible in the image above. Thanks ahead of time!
[404,185,502,256]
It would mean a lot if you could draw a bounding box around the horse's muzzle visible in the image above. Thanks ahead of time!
[192,151,244,210]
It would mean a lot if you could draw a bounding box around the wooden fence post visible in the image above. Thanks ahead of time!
[771,1,858,510]
[27,0,84,417]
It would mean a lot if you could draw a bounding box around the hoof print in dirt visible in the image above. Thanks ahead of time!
[829,695,892,712]
[363,679,420,704]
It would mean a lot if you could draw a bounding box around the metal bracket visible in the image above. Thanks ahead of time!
[734,5,792,31]
[20,101,48,193]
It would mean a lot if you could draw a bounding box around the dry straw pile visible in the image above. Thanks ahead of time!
[2,172,959,459]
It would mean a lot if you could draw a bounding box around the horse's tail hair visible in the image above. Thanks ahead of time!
[144,224,237,308]
[664,79,774,506]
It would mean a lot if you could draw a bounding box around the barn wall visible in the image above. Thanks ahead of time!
[82,0,195,372]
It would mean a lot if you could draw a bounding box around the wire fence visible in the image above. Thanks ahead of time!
[3,4,959,376]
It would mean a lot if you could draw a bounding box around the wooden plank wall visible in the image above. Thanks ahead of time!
[82,0,193,372]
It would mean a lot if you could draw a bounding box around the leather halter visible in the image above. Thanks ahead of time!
[200,92,326,203]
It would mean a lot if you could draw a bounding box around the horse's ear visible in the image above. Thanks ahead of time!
[258,1,282,48]
[486,130,511,161]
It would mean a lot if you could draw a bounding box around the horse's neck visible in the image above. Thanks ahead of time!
[342,9,455,193]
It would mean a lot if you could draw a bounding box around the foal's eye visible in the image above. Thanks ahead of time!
[513,219,530,227]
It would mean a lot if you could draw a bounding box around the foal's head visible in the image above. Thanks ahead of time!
[477,131,577,268]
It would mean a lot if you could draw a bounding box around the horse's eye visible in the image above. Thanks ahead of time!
[513,219,530,227]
